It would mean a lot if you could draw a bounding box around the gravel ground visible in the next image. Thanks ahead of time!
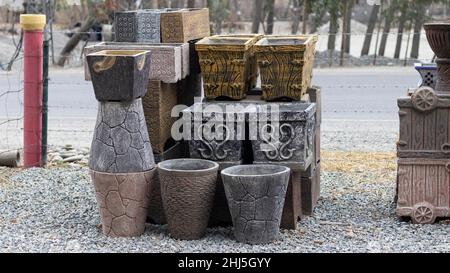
[1,163,449,253]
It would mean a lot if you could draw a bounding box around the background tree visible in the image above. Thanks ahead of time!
[378,0,396,56]
[251,0,264,33]
[361,2,381,56]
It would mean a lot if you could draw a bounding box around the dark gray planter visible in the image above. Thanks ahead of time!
[89,98,155,173]
[221,164,290,244]
[181,102,249,165]
[158,159,219,240]
[86,50,151,102]
[114,10,163,43]
[250,102,316,171]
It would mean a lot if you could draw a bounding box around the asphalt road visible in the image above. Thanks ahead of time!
[0,66,419,149]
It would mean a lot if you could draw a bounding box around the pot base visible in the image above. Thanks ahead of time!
[90,169,156,237]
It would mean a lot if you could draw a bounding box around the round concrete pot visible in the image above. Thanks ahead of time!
[158,159,219,240]
[90,168,156,237]
[221,164,290,244]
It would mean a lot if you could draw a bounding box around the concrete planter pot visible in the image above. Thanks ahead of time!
[84,42,189,83]
[250,102,316,171]
[114,10,163,43]
[90,169,156,237]
[86,50,151,102]
[424,23,450,96]
[181,102,248,164]
[196,36,260,100]
[414,63,437,89]
[158,159,219,240]
[160,8,210,43]
[221,164,290,244]
[255,35,317,101]
[89,99,155,173]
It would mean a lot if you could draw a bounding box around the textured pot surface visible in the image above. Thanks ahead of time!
[158,159,219,240]
[250,102,316,171]
[221,164,290,244]
[87,50,151,101]
[114,10,162,43]
[255,35,317,101]
[84,42,188,83]
[196,36,259,100]
[160,8,210,43]
[424,23,450,58]
[90,169,155,237]
[396,158,450,224]
[89,99,155,173]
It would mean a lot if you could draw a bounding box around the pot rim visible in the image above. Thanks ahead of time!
[221,164,290,177]
[424,22,450,29]
[157,158,219,173]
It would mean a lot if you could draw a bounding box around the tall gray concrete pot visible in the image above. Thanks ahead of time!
[86,50,151,102]
[221,164,290,244]
[158,159,219,240]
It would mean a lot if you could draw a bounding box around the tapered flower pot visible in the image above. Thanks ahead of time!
[90,169,156,237]
[86,50,151,101]
[424,23,450,96]
[221,164,290,244]
[158,159,219,240]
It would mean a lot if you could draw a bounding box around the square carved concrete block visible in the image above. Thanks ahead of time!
[307,86,321,125]
[255,35,318,101]
[397,92,450,158]
[142,80,178,154]
[301,161,321,216]
[250,102,316,171]
[396,158,450,224]
[84,42,189,83]
[182,102,249,164]
[160,8,210,43]
[196,36,260,100]
[114,10,162,43]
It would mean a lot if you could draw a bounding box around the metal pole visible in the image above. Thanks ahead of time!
[42,39,49,166]
[20,14,46,168]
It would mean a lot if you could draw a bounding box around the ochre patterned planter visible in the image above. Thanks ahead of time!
[255,35,317,101]
[396,158,450,224]
[160,8,210,43]
[196,36,260,100]
[86,50,151,102]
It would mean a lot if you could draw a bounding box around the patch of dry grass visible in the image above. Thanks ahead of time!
[0,167,21,186]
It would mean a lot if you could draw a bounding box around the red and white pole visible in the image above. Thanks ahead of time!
[20,14,46,168]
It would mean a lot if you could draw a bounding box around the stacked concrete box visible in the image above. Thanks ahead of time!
[160,8,210,43]
[84,42,189,83]
[114,10,163,43]
[396,23,450,224]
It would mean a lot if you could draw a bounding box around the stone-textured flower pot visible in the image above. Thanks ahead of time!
[160,8,210,43]
[158,159,219,240]
[181,102,248,164]
[424,23,450,96]
[114,9,163,43]
[86,50,151,102]
[90,169,155,237]
[89,99,155,173]
[255,35,317,101]
[84,42,189,83]
[196,36,260,100]
[250,102,316,171]
[221,164,290,244]
[414,63,437,89]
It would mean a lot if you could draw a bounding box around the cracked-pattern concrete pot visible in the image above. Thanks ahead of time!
[86,50,151,102]
[89,98,155,173]
[114,9,163,43]
[90,169,156,237]
[221,164,290,244]
[158,159,219,240]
